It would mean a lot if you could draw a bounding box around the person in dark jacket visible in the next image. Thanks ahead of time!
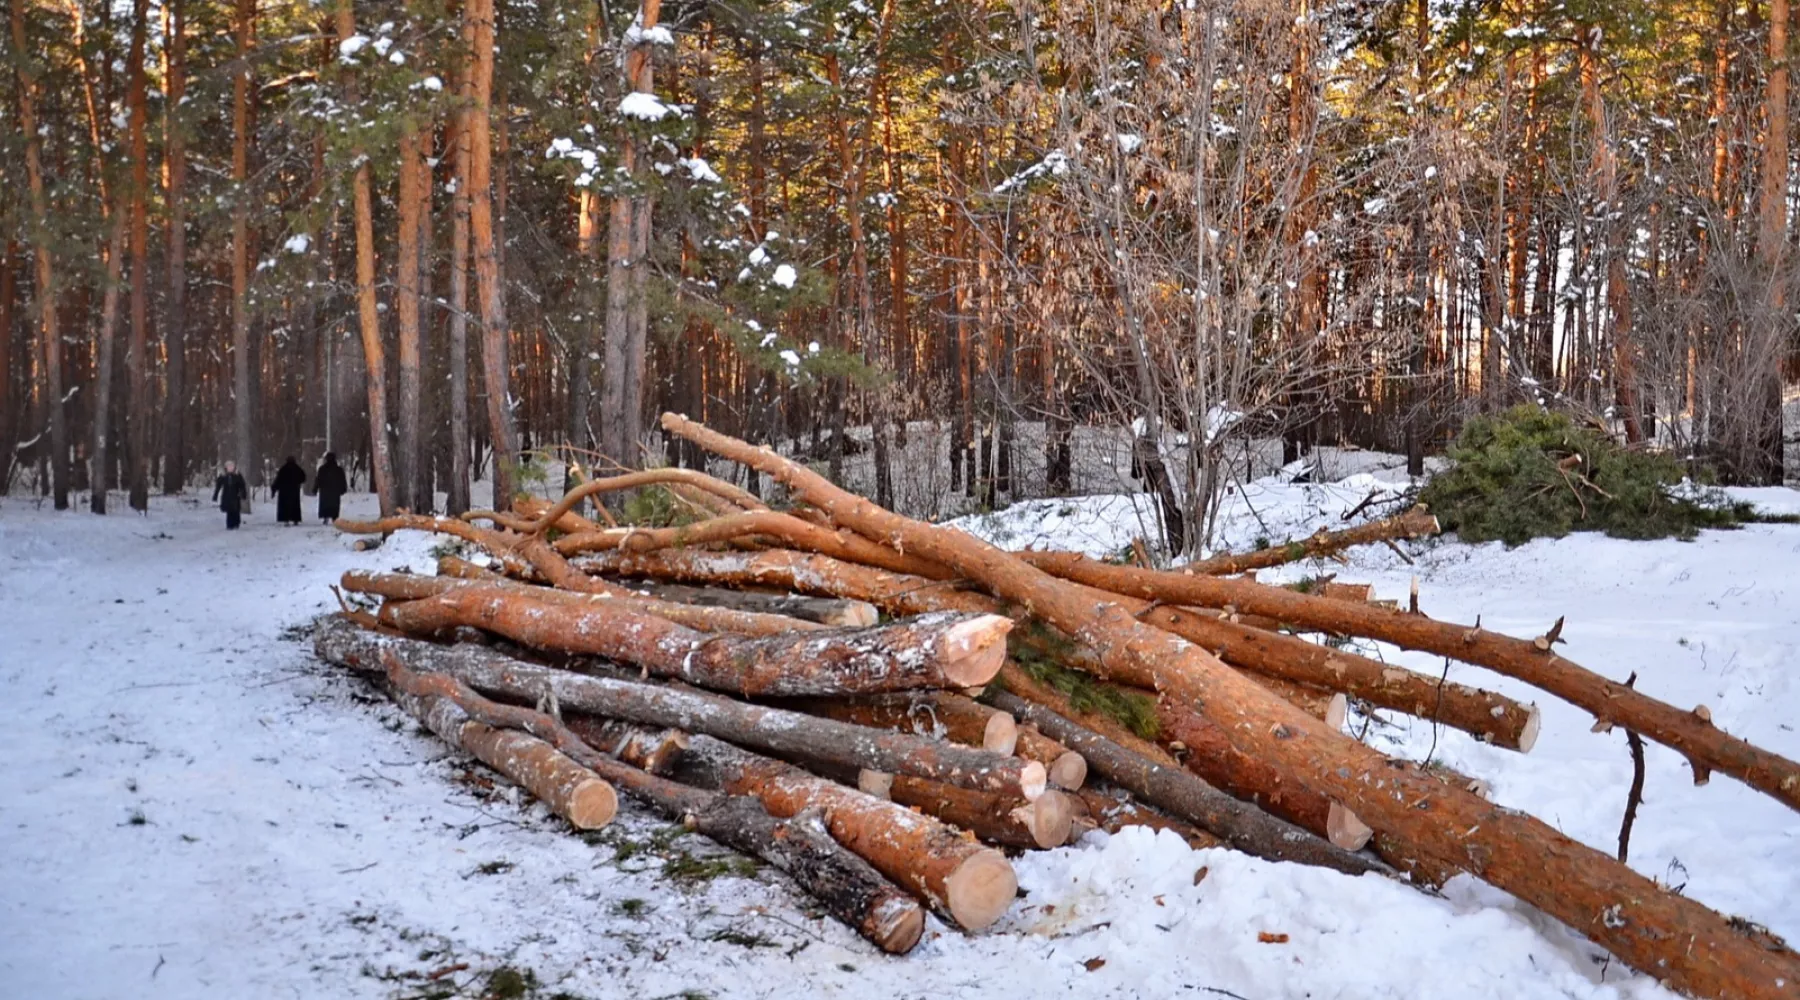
[273,456,307,525]
[212,461,249,530]
[316,452,348,523]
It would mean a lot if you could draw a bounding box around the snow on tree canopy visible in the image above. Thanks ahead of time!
[619,92,675,121]
[338,35,369,59]
[624,24,675,46]
[284,234,311,255]
[771,264,797,288]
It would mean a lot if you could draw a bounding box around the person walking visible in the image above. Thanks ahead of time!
[316,452,348,523]
[212,461,249,530]
[273,456,307,526]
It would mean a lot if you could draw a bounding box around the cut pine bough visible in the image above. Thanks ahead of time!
[659,411,1800,1000]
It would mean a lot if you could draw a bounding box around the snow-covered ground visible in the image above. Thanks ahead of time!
[3,474,1798,999]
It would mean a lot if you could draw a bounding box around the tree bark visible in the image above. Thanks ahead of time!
[1014,549,1797,807]
[14,0,69,509]
[336,0,395,513]
[383,659,619,830]
[789,692,1020,755]
[581,724,1016,931]
[1185,506,1440,576]
[661,413,1800,999]
[466,0,518,504]
[161,0,188,494]
[395,125,426,512]
[987,688,1383,877]
[446,49,473,515]
[1754,0,1791,484]
[233,0,259,487]
[379,587,1011,696]
[123,0,151,510]
[605,580,879,627]
[316,617,1047,802]
[600,0,663,471]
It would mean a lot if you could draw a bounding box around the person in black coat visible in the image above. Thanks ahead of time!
[273,456,307,525]
[316,452,348,523]
[212,461,249,530]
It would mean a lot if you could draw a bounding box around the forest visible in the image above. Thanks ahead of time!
[3,0,1796,553]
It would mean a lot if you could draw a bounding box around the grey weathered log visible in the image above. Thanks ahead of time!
[609,578,880,627]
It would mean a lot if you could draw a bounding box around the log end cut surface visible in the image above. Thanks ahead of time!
[944,848,1018,931]
[1517,704,1542,753]
[568,778,621,830]
[870,894,927,954]
[1047,751,1088,791]
[1326,801,1373,851]
[1018,760,1049,801]
[937,614,1015,687]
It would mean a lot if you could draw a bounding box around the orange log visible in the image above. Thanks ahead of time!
[661,412,1800,1000]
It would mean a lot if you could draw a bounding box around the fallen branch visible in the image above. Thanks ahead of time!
[1185,507,1441,576]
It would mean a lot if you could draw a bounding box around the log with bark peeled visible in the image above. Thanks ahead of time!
[344,569,824,637]
[609,578,880,627]
[1185,507,1441,576]
[314,618,1046,801]
[789,692,1019,755]
[363,640,923,953]
[1017,549,1798,809]
[985,689,1383,877]
[576,546,1539,750]
[577,721,1017,931]
[378,586,1010,697]
[662,413,1800,999]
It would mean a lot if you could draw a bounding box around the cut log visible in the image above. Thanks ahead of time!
[985,689,1382,877]
[359,640,923,953]
[579,723,1017,931]
[609,578,879,627]
[335,514,536,577]
[1013,725,1087,791]
[1016,548,1799,811]
[344,569,824,637]
[1187,507,1441,576]
[576,547,1540,750]
[379,586,1011,696]
[887,776,1074,849]
[379,658,618,830]
[662,413,1800,999]
[1072,784,1224,850]
[689,800,924,954]
[789,692,1019,755]
[314,618,1046,800]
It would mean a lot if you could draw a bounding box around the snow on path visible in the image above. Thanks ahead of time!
[3,483,1792,999]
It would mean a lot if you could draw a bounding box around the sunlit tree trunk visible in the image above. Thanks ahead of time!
[336,0,397,513]
[466,0,519,503]
[12,0,69,509]
[1752,0,1790,483]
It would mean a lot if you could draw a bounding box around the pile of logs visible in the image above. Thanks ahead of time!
[313,415,1800,998]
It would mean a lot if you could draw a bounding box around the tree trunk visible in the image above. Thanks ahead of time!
[585,725,1016,931]
[123,0,151,510]
[1577,24,1644,443]
[395,125,425,512]
[599,0,663,473]
[316,616,1045,801]
[335,0,395,513]
[384,663,619,830]
[161,0,188,493]
[232,0,259,487]
[987,688,1381,876]
[379,587,1011,696]
[88,201,127,513]
[789,693,1020,755]
[1016,548,1798,806]
[663,413,1800,999]
[14,0,69,509]
[466,0,517,505]
[447,51,474,515]
[600,580,879,627]
[1754,0,1790,484]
